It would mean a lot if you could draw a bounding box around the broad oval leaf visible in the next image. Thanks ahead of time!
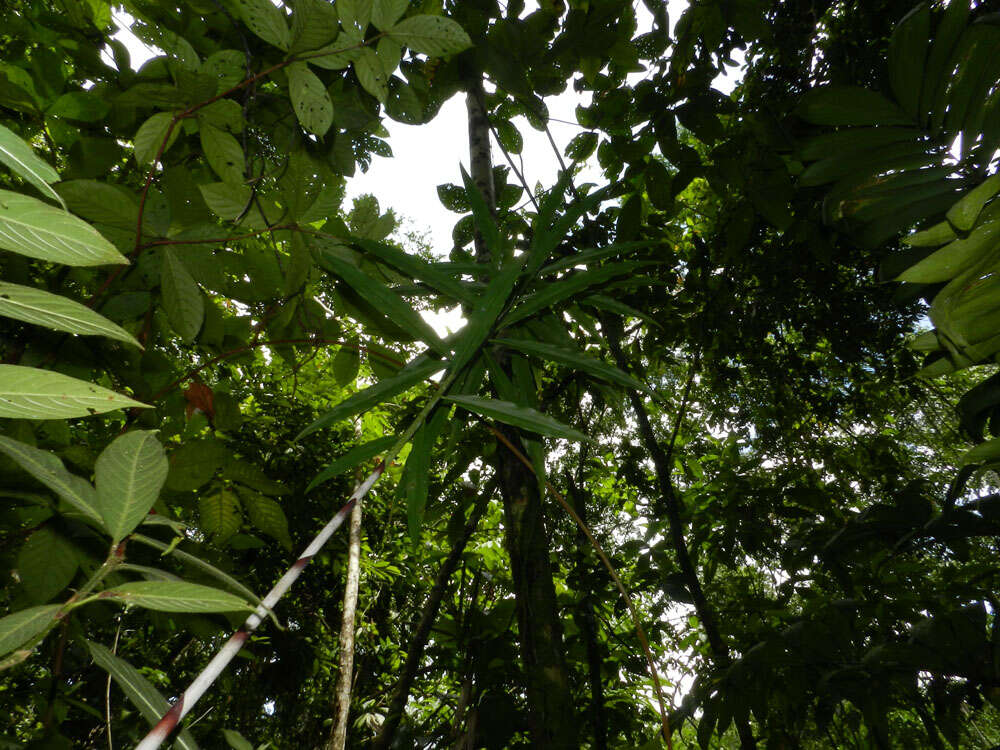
[101,581,254,612]
[234,0,291,50]
[287,62,334,136]
[95,430,168,543]
[353,48,389,102]
[0,123,64,207]
[0,365,148,420]
[133,111,179,166]
[445,395,591,442]
[18,527,79,604]
[0,281,141,346]
[200,122,246,184]
[372,0,408,30]
[387,15,472,57]
[0,604,60,658]
[0,190,127,266]
[199,489,243,542]
[238,489,292,549]
[0,436,103,524]
[85,640,201,750]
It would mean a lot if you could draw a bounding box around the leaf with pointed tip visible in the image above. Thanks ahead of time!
[387,15,472,57]
[86,640,201,750]
[133,111,179,165]
[354,48,389,102]
[101,581,254,613]
[0,605,60,658]
[445,395,591,442]
[200,122,246,184]
[18,527,79,603]
[288,63,334,136]
[403,410,445,543]
[234,0,290,50]
[0,365,148,420]
[0,282,141,347]
[460,166,503,262]
[447,262,523,380]
[946,174,1000,233]
[492,337,653,395]
[238,490,292,550]
[501,263,641,327]
[0,123,64,207]
[95,431,168,543]
[307,436,396,492]
[161,248,204,342]
[199,489,242,542]
[352,237,474,305]
[316,248,446,353]
[297,356,443,440]
[372,0,408,30]
[0,190,127,266]
[0,436,103,525]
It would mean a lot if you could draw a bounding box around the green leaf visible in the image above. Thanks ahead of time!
[333,340,361,385]
[492,337,653,395]
[0,436,103,524]
[287,63,334,136]
[289,0,340,54]
[372,0,408,30]
[200,123,246,184]
[165,438,229,492]
[199,182,252,221]
[133,111,179,165]
[18,527,79,604]
[797,85,912,126]
[222,730,254,750]
[234,0,291,50]
[0,365,148,420]
[960,437,1000,466]
[904,219,958,247]
[352,237,474,305]
[203,50,247,94]
[0,190,127,266]
[445,395,591,442]
[388,15,472,57]
[897,221,1000,283]
[297,356,443,439]
[86,642,200,749]
[101,581,253,613]
[946,174,1000,233]
[47,91,111,122]
[403,413,442,543]
[460,166,504,263]
[95,431,168,544]
[222,461,290,496]
[0,282,141,347]
[565,131,598,161]
[316,248,446,353]
[238,490,292,549]
[161,248,205,342]
[798,127,924,162]
[338,0,372,35]
[55,180,139,230]
[502,263,640,327]
[0,605,60,658]
[446,262,523,381]
[888,3,930,120]
[306,436,395,492]
[0,123,64,207]
[354,48,389,102]
[199,489,242,542]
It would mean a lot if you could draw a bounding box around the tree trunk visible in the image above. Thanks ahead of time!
[371,493,487,750]
[323,494,364,750]
[465,75,577,748]
[567,475,608,750]
[604,320,756,749]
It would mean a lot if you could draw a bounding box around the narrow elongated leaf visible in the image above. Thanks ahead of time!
[0,436,103,524]
[946,174,1000,233]
[0,190,127,266]
[317,249,446,353]
[888,3,930,120]
[960,437,1000,466]
[0,123,64,207]
[307,436,396,492]
[796,85,912,126]
[95,431,168,543]
[86,640,201,750]
[0,365,148,419]
[0,605,60,658]
[403,409,446,543]
[898,221,1000,283]
[101,581,254,612]
[492,337,653,395]
[161,248,204,342]
[222,730,254,750]
[297,356,443,439]
[0,282,140,346]
[287,62,334,135]
[446,262,523,379]
[501,263,640,327]
[445,395,591,442]
[461,166,503,263]
[904,220,957,247]
[352,237,474,304]
[387,15,472,57]
[581,294,663,329]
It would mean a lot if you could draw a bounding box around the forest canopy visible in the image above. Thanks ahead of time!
[0,0,998,748]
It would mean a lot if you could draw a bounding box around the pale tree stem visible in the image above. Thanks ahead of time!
[325,477,364,750]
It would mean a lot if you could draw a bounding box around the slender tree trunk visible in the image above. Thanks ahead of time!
[465,74,577,747]
[604,320,756,749]
[323,493,364,750]
[371,493,487,750]
[567,475,608,750]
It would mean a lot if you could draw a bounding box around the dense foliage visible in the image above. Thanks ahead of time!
[0,0,998,748]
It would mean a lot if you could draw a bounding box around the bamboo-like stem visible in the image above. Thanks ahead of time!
[134,467,383,750]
